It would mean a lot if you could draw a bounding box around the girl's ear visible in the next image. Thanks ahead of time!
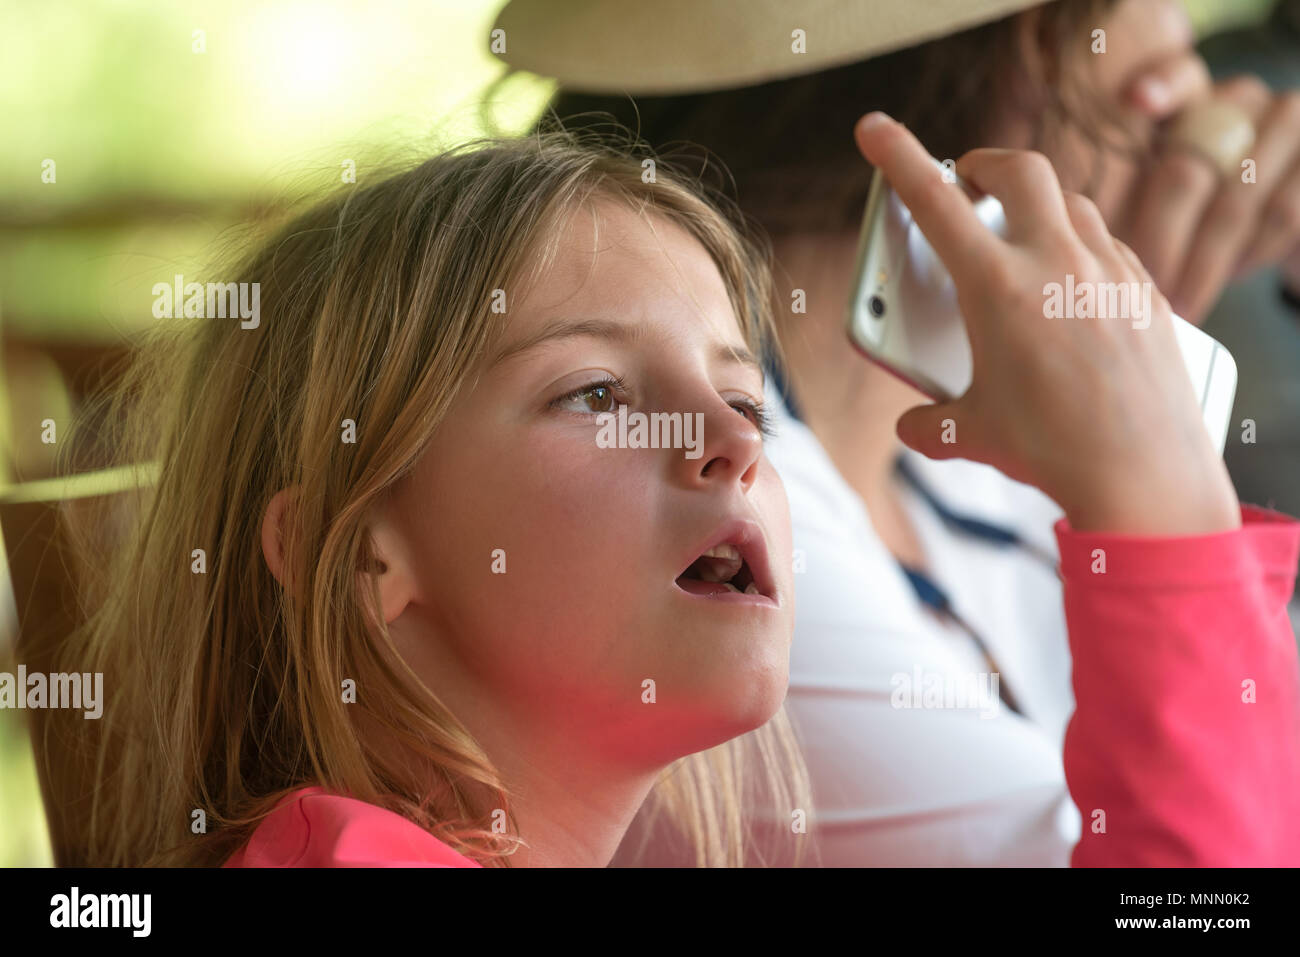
[360,502,420,626]
[261,486,300,598]
[263,486,419,624]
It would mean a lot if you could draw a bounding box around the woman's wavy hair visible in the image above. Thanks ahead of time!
[57,125,813,867]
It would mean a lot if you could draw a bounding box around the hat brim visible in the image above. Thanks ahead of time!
[492,0,1046,95]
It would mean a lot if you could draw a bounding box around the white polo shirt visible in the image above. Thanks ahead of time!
[763,382,1082,866]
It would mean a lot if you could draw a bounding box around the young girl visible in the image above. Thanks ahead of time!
[64,125,811,868]
[62,113,1300,867]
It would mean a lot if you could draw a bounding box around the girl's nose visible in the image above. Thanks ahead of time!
[673,398,763,493]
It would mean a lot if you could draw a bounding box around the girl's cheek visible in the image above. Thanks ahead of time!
[500,431,626,538]
[758,466,795,586]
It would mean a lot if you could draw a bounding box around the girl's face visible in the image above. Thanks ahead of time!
[372,198,794,770]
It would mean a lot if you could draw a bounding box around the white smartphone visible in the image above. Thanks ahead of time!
[846,162,1238,454]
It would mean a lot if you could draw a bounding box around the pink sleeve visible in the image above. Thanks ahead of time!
[222,787,482,868]
[1056,505,1300,866]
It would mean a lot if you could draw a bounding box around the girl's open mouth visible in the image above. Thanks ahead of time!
[677,544,759,595]
[673,520,778,605]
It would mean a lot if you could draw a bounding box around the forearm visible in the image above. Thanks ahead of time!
[1058,505,1300,866]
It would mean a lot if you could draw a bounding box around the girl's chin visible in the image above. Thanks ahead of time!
[680,665,791,732]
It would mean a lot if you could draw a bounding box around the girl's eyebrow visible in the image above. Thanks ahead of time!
[489,316,761,372]
[490,317,639,366]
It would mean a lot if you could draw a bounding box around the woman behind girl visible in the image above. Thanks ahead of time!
[58,114,1300,867]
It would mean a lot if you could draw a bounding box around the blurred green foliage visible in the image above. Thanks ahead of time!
[3,0,551,341]
[1186,0,1277,31]
[0,712,53,867]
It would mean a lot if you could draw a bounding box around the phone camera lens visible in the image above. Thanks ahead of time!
[868,295,886,318]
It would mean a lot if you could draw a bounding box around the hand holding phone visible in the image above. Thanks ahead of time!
[848,112,1240,536]
[847,152,1236,456]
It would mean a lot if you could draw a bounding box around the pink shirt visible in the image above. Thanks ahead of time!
[1058,504,1300,866]
[225,506,1300,867]
[222,787,480,867]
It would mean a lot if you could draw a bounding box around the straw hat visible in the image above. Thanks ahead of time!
[490,0,1045,94]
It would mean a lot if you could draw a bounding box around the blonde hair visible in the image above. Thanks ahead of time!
[57,127,813,867]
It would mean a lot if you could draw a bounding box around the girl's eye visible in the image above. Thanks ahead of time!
[574,385,617,414]
[732,398,777,440]
[551,377,626,416]
[550,378,776,440]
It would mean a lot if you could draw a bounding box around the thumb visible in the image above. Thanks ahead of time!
[895,402,971,461]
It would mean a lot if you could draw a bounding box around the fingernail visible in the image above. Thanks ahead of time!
[857,111,889,134]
